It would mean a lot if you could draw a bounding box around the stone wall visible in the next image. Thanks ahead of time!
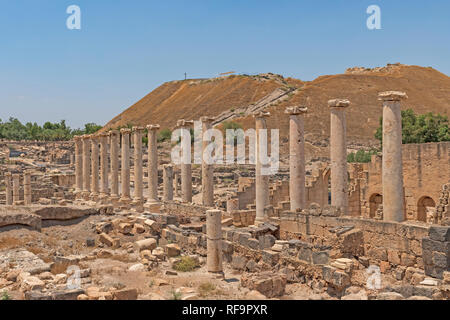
[357,142,450,222]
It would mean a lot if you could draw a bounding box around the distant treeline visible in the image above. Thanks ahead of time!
[0,118,102,141]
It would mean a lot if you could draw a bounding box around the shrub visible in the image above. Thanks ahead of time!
[347,149,379,163]
[172,256,199,272]
[158,128,172,142]
[1,290,11,300]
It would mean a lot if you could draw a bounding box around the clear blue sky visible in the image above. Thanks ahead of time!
[0,0,449,128]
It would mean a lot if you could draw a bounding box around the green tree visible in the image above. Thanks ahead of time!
[375,109,450,144]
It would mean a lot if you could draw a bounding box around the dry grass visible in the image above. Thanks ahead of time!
[0,236,23,250]
[198,282,216,297]
[51,261,78,275]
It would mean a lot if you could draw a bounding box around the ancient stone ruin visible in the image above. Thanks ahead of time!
[0,91,449,300]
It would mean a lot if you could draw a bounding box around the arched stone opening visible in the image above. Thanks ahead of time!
[369,193,382,218]
[417,196,436,223]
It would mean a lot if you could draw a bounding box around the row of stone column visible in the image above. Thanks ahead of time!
[74,125,161,208]
[4,171,32,205]
[325,92,407,222]
[256,91,406,223]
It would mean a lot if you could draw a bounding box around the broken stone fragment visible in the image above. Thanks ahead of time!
[136,238,157,251]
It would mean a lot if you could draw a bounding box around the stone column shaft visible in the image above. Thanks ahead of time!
[5,172,12,205]
[201,117,215,207]
[286,107,307,211]
[120,129,131,203]
[173,170,179,197]
[177,120,194,203]
[206,209,223,273]
[132,127,144,204]
[99,133,109,197]
[109,130,120,200]
[254,112,270,222]
[380,91,407,222]
[24,171,31,205]
[82,135,91,197]
[74,136,83,193]
[146,125,160,205]
[329,99,350,214]
[12,174,20,205]
[163,164,174,201]
[90,136,100,199]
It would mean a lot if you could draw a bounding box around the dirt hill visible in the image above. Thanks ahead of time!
[102,64,450,151]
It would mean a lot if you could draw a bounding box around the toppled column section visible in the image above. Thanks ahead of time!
[207,209,223,273]
[285,106,307,211]
[328,99,350,214]
[379,91,408,222]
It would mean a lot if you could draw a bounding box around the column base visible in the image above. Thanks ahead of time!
[144,199,161,212]
[90,193,100,202]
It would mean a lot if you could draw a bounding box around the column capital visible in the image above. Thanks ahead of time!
[108,129,119,136]
[81,134,92,140]
[120,128,132,134]
[285,106,308,115]
[253,111,270,119]
[146,124,160,131]
[163,163,173,169]
[200,116,215,123]
[328,99,350,108]
[132,126,145,133]
[98,132,109,138]
[5,172,11,177]
[378,91,408,102]
[73,135,82,141]
[176,119,194,128]
[90,135,99,142]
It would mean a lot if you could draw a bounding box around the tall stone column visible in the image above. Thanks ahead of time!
[109,130,120,201]
[74,136,83,194]
[24,171,32,205]
[254,112,271,223]
[12,174,20,205]
[146,124,160,207]
[90,135,100,200]
[5,172,12,205]
[379,91,408,222]
[328,99,350,214]
[201,117,215,207]
[206,209,223,273]
[163,164,174,201]
[120,128,132,203]
[81,135,91,199]
[99,132,109,199]
[285,106,308,211]
[132,127,144,204]
[177,120,194,203]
